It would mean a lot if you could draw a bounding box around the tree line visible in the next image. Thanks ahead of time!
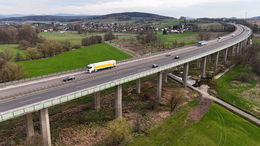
[82,32,116,46]
[0,24,41,44]
[0,50,26,83]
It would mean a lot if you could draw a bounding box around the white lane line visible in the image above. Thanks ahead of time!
[0,71,85,91]
[19,96,43,104]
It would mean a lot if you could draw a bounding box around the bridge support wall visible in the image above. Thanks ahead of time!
[115,85,122,118]
[214,52,219,72]
[40,108,51,146]
[201,57,207,78]
[25,113,34,138]
[136,79,141,94]
[94,92,101,110]
[183,63,189,88]
[163,70,168,83]
[224,48,229,64]
[157,71,163,99]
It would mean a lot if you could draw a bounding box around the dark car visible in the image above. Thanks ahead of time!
[63,76,76,82]
[165,54,171,57]
[174,56,180,59]
[152,64,159,68]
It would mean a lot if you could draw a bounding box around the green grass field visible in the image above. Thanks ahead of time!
[153,19,179,28]
[18,43,131,77]
[0,44,27,60]
[39,31,104,46]
[158,32,198,46]
[129,103,260,146]
[213,66,260,118]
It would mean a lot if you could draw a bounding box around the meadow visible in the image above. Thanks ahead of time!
[214,66,260,118]
[0,44,27,59]
[158,32,198,46]
[129,103,260,146]
[18,43,131,77]
[38,31,97,46]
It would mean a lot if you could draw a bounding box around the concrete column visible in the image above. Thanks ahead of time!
[182,63,189,88]
[224,48,228,64]
[237,43,240,54]
[240,42,243,54]
[115,84,122,118]
[136,79,141,94]
[94,92,101,110]
[157,71,163,99]
[197,59,201,68]
[214,52,219,71]
[201,57,207,78]
[40,108,51,146]
[207,55,212,63]
[25,113,35,138]
[163,70,168,83]
[232,45,236,57]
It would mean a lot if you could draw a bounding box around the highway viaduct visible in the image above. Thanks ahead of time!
[0,23,252,146]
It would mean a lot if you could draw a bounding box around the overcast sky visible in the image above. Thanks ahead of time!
[0,0,258,18]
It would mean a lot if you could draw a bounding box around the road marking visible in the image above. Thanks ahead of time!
[19,96,43,104]
[0,71,85,91]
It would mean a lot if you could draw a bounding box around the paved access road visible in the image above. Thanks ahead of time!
[0,24,251,114]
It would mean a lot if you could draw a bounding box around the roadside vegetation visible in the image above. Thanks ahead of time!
[213,66,260,118]
[212,39,260,118]
[129,103,260,146]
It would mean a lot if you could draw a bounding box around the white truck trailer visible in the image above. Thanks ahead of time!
[87,60,116,73]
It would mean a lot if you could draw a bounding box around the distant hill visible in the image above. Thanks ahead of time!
[0,15,95,22]
[0,12,172,22]
[250,16,260,20]
[99,12,172,20]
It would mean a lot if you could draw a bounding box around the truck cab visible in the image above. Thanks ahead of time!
[87,64,95,73]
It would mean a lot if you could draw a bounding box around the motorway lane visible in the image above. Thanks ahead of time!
[0,25,250,113]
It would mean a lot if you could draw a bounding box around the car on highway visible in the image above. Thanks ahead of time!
[174,56,180,59]
[197,40,207,46]
[165,54,171,57]
[152,64,159,68]
[63,76,76,82]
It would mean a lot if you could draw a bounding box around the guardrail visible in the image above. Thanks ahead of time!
[0,68,86,88]
[0,24,252,122]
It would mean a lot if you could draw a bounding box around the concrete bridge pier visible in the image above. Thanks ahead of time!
[115,84,122,118]
[94,92,101,110]
[214,52,219,72]
[136,79,141,94]
[237,43,240,54]
[207,55,212,63]
[157,71,163,99]
[163,70,168,83]
[201,57,207,78]
[224,48,229,64]
[25,113,35,138]
[197,59,201,68]
[182,63,189,88]
[232,45,236,57]
[240,42,243,54]
[40,108,51,146]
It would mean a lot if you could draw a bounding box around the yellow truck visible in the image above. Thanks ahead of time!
[87,60,116,73]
